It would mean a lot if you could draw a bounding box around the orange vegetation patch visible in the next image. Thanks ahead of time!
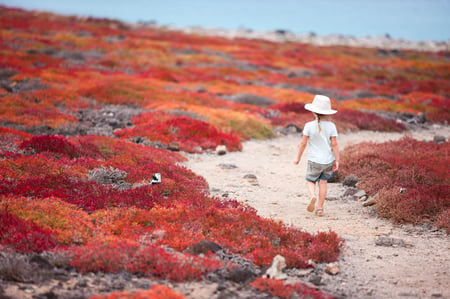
[90,284,187,299]
[1,196,96,245]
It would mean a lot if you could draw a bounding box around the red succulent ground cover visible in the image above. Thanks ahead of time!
[0,128,341,299]
[0,210,57,253]
[69,240,222,282]
[0,5,449,298]
[340,137,450,232]
[90,284,187,299]
[251,277,333,299]
[114,111,242,153]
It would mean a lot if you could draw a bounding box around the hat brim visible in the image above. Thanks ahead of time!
[305,104,337,115]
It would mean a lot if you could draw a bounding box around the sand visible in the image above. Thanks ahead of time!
[182,125,450,298]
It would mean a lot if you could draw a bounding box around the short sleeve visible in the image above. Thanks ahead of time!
[303,121,313,136]
[328,122,338,137]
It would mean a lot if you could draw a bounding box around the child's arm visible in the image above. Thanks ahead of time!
[294,135,308,164]
[330,136,339,171]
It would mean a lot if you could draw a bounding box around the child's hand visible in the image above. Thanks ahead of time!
[294,159,300,165]
[333,161,339,171]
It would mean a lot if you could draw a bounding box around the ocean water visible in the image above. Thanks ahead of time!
[1,0,449,42]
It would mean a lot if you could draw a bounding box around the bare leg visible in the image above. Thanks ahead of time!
[306,181,317,212]
[317,179,327,209]
[307,181,316,197]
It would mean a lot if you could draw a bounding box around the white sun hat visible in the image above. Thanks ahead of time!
[304,95,337,115]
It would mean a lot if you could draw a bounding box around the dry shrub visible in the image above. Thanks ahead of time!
[88,166,128,186]
[41,250,72,268]
[436,209,450,233]
[0,250,62,283]
[0,250,33,282]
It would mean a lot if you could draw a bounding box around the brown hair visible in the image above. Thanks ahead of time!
[315,113,325,132]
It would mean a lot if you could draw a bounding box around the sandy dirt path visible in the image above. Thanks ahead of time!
[183,127,450,298]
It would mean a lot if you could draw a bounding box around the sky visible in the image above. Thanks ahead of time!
[1,0,449,41]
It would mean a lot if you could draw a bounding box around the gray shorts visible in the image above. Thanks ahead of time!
[306,160,334,182]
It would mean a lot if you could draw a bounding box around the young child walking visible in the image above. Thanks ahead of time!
[294,95,340,216]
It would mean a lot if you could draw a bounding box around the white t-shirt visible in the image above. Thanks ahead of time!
[303,120,338,164]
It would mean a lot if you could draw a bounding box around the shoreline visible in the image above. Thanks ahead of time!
[157,25,450,52]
